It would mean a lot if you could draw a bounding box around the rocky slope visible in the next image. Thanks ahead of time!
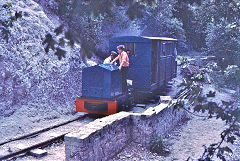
[0,0,98,119]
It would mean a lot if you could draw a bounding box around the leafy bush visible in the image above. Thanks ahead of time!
[196,0,240,68]
[206,62,219,71]
[191,73,204,81]
[176,56,190,66]
[224,65,239,77]
[150,136,170,156]
[206,62,239,89]
[140,0,187,52]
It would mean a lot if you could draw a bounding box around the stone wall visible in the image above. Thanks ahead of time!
[65,103,188,161]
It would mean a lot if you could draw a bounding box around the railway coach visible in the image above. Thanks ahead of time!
[76,36,178,115]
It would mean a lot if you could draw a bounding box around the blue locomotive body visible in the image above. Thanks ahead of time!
[82,64,122,99]
[76,36,177,115]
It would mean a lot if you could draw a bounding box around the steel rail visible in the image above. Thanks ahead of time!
[0,133,66,160]
[0,115,86,147]
[0,115,87,160]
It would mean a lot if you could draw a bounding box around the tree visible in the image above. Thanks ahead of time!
[196,0,240,67]
[140,0,187,52]
[42,0,157,60]
[173,0,205,51]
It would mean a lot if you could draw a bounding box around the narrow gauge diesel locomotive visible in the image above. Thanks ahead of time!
[76,36,177,115]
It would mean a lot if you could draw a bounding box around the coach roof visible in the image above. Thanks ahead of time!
[110,36,177,43]
[142,36,177,41]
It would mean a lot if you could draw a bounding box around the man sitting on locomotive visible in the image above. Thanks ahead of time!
[110,45,129,93]
[103,51,117,65]
[126,49,131,56]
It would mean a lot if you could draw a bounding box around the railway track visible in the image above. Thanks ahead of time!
[0,86,195,161]
[0,114,94,160]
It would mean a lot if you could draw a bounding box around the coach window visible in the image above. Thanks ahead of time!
[162,42,166,56]
[168,43,173,56]
[174,43,178,57]
[158,41,162,55]
[166,43,171,56]
[123,43,136,56]
[171,43,174,56]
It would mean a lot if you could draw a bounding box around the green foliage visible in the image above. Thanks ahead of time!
[205,22,239,67]
[80,37,96,59]
[179,77,193,88]
[64,29,79,47]
[42,26,83,60]
[173,0,205,51]
[208,64,239,90]
[140,0,187,51]
[55,48,66,60]
[50,0,149,59]
[190,73,204,81]
[176,56,190,66]
[54,0,72,17]
[206,91,216,97]
[42,33,57,53]
[0,3,22,43]
[45,0,188,60]
[206,62,219,71]
[224,65,239,77]
[24,0,188,59]
[54,24,64,36]
[199,119,239,161]
[2,3,12,8]
[87,1,110,17]
[126,2,145,20]
[150,136,170,156]
[10,11,22,21]
[196,0,240,67]
[233,108,240,122]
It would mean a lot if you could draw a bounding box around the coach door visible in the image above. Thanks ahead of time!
[151,40,158,88]
[158,41,167,87]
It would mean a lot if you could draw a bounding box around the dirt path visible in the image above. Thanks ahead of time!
[111,115,240,161]
[165,116,226,160]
